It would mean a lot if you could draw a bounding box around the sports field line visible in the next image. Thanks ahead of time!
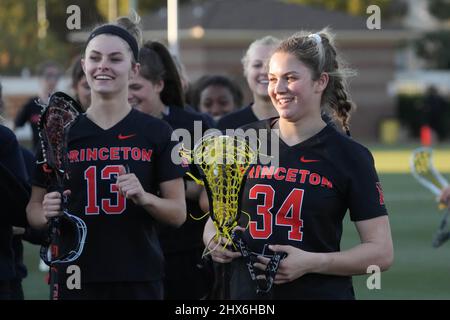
[372,150,450,174]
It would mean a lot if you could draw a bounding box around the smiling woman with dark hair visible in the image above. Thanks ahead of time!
[191,75,243,121]
[26,14,187,300]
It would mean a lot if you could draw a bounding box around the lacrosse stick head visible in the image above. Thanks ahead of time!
[37,91,82,185]
[37,92,86,265]
[40,210,87,265]
[187,133,257,249]
[411,147,450,247]
[410,147,449,197]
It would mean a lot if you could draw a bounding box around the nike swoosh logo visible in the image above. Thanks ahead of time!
[300,156,320,163]
[118,133,136,140]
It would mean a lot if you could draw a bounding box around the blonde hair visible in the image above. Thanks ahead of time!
[275,28,356,135]
[115,11,143,48]
[242,36,281,76]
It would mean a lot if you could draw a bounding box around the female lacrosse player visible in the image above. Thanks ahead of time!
[26,14,187,300]
[128,40,212,300]
[191,75,243,121]
[217,36,281,130]
[70,56,91,111]
[14,61,62,151]
[203,29,393,300]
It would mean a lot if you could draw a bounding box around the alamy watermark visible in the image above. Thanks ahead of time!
[366,5,381,30]
[170,121,281,168]
[366,265,381,290]
[66,5,81,30]
[66,4,382,31]
[66,264,81,290]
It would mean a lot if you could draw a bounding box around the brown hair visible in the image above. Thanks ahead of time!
[70,56,84,88]
[138,41,184,108]
[274,28,356,135]
[191,75,243,111]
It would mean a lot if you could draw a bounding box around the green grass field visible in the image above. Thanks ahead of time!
[21,171,450,300]
[344,173,450,299]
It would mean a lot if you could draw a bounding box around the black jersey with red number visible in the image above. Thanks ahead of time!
[232,118,387,300]
[33,109,186,283]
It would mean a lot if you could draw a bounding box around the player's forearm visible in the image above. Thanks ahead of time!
[26,186,49,229]
[26,201,48,230]
[203,218,215,247]
[314,241,394,276]
[141,192,186,227]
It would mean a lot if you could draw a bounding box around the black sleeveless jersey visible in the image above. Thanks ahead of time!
[33,109,187,283]
[233,118,387,299]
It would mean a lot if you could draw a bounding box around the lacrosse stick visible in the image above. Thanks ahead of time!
[410,147,450,247]
[182,133,285,298]
[181,133,256,299]
[37,92,87,299]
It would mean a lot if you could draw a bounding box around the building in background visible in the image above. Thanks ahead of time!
[144,0,412,141]
[67,0,412,140]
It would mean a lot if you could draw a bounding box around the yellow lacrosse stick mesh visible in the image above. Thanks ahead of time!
[413,150,438,184]
[411,147,449,209]
[191,134,256,255]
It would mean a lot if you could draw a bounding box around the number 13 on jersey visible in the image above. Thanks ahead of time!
[84,165,126,215]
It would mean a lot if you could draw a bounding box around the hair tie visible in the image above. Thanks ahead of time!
[308,33,322,45]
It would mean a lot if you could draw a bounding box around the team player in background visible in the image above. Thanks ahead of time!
[217,36,281,130]
[14,61,62,151]
[26,13,187,300]
[69,56,91,111]
[190,74,243,122]
[128,40,213,300]
[203,29,393,299]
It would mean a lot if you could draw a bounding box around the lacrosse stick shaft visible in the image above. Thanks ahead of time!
[210,262,230,300]
[220,263,230,300]
[433,209,450,248]
[48,179,65,300]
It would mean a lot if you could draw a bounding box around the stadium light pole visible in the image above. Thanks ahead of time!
[167,0,179,57]
[109,0,118,22]
[37,0,48,39]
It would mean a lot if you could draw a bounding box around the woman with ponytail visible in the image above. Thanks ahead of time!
[128,40,213,300]
[27,14,187,300]
[203,29,393,299]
